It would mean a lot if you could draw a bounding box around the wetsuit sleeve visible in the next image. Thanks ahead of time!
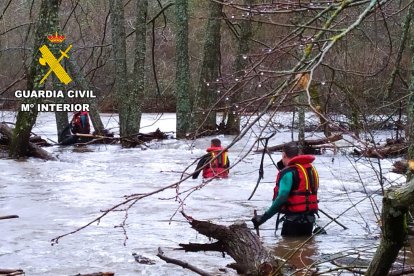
[192,154,210,179]
[262,171,293,222]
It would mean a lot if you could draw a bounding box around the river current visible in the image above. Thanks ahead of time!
[0,112,409,275]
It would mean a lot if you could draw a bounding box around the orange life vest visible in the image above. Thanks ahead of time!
[202,146,229,179]
[273,155,319,214]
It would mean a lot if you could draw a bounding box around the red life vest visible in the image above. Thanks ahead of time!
[273,155,319,214]
[202,146,229,179]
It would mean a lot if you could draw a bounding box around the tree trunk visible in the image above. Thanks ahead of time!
[179,212,282,275]
[109,0,131,146]
[193,0,222,136]
[297,94,306,154]
[407,2,414,181]
[365,178,414,275]
[175,0,192,139]
[295,74,309,153]
[225,0,253,135]
[43,0,70,143]
[53,75,70,143]
[131,0,148,136]
[346,90,361,139]
[9,0,58,158]
[309,85,331,137]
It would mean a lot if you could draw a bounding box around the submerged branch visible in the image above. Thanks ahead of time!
[156,247,212,276]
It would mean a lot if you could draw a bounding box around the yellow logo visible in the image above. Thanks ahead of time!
[39,32,72,85]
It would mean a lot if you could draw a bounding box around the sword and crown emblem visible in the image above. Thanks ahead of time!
[38,32,72,85]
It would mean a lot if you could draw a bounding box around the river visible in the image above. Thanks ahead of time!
[0,112,410,275]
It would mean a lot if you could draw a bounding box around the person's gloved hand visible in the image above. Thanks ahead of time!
[251,215,262,229]
[251,213,267,229]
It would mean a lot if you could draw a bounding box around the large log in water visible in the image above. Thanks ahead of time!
[0,215,19,220]
[0,268,24,275]
[255,134,342,154]
[72,273,114,276]
[354,143,407,159]
[0,123,56,160]
[178,212,281,275]
[73,128,169,146]
[29,135,51,146]
[353,138,408,159]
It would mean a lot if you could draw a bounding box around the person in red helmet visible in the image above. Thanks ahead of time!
[192,138,230,179]
[252,142,319,236]
[70,111,90,135]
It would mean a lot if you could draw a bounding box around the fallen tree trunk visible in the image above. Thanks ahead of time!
[67,128,170,146]
[0,269,24,275]
[388,266,414,276]
[72,273,114,276]
[365,177,414,275]
[255,134,342,154]
[119,128,171,146]
[72,133,118,146]
[29,135,51,146]
[29,141,56,160]
[0,215,19,220]
[0,123,56,160]
[136,128,170,142]
[178,212,282,275]
[354,142,407,159]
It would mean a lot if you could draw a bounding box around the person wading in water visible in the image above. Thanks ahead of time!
[192,138,230,179]
[252,142,319,236]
